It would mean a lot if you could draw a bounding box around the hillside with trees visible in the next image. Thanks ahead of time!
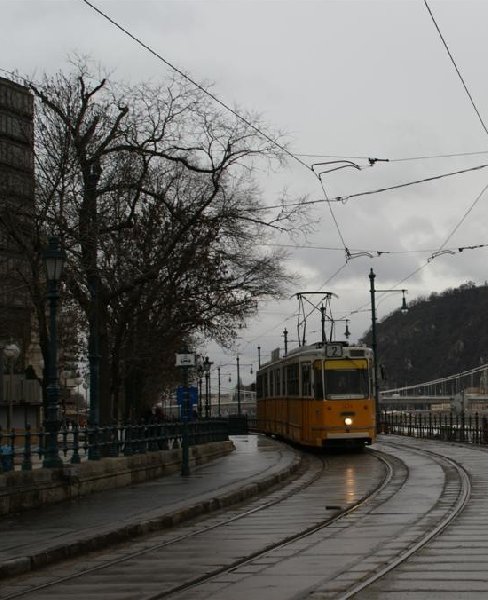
[360,282,488,390]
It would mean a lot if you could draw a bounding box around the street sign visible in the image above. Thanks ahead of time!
[175,353,196,367]
[176,385,198,421]
[177,385,198,405]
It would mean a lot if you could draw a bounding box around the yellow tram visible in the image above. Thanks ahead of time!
[256,341,376,449]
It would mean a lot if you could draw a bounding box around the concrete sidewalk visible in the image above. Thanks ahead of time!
[0,435,300,580]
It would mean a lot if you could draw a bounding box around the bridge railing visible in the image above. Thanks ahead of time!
[381,410,488,445]
[0,419,230,473]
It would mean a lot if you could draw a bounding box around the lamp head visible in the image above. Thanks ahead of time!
[44,236,66,282]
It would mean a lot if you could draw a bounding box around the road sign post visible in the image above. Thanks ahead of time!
[176,351,195,476]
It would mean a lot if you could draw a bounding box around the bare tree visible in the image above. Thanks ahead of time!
[29,59,309,422]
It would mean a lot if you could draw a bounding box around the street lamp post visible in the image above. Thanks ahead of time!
[217,366,221,417]
[43,236,65,468]
[203,356,213,418]
[197,375,203,418]
[236,356,241,415]
[4,343,20,430]
[369,268,408,432]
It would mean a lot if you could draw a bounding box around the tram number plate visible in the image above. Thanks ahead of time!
[326,344,343,357]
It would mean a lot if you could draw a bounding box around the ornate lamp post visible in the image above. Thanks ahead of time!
[4,343,20,430]
[369,268,408,432]
[217,366,221,417]
[43,236,65,468]
[196,356,204,418]
[236,356,241,415]
[203,356,213,418]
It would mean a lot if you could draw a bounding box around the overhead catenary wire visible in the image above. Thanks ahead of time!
[260,241,488,255]
[80,1,311,172]
[296,149,488,162]
[424,0,488,138]
[14,5,488,354]
[80,0,353,263]
[320,163,488,204]
[249,163,488,212]
[236,0,488,346]
[436,181,488,252]
[346,179,488,319]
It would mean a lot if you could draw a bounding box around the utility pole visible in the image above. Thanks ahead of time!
[176,349,194,476]
[369,268,379,429]
[217,366,221,417]
[236,356,241,415]
[369,268,408,434]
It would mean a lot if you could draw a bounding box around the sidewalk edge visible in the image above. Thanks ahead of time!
[0,449,301,581]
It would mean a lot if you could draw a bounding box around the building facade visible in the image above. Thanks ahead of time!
[0,77,41,429]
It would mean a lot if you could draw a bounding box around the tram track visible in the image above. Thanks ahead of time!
[2,438,469,600]
[333,441,472,599]
[163,441,470,600]
[0,449,386,599]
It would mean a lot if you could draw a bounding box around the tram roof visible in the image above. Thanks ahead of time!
[259,340,372,370]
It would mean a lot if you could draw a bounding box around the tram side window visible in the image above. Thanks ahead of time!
[301,362,312,397]
[313,362,323,400]
[286,363,299,396]
[269,369,274,397]
[256,373,263,399]
[275,369,281,396]
[263,371,269,398]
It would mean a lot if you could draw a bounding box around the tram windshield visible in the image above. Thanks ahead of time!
[313,358,370,400]
[324,369,369,399]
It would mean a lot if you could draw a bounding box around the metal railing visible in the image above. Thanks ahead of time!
[380,411,488,445]
[0,419,230,473]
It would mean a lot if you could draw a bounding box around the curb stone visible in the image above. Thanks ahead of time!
[0,451,301,580]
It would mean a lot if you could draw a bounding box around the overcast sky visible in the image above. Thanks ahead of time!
[3,0,488,387]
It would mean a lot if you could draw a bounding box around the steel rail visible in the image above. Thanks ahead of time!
[336,441,471,600]
[142,450,395,600]
[0,451,329,599]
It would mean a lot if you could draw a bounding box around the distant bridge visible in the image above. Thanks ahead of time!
[379,362,488,412]
[380,393,488,411]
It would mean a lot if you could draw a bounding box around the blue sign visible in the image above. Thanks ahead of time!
[177,385,198,420]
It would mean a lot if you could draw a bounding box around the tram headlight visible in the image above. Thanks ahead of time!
[344,417,353,427]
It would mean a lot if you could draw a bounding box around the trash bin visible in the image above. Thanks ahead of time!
[0,445,13,472]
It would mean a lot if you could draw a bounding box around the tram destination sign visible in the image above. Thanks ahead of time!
[325,344,343,358]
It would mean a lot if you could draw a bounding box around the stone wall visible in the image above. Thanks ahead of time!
[0,440,235,516]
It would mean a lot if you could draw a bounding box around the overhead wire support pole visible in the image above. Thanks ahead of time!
[236,356,241,416]
[369,268,408,434]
